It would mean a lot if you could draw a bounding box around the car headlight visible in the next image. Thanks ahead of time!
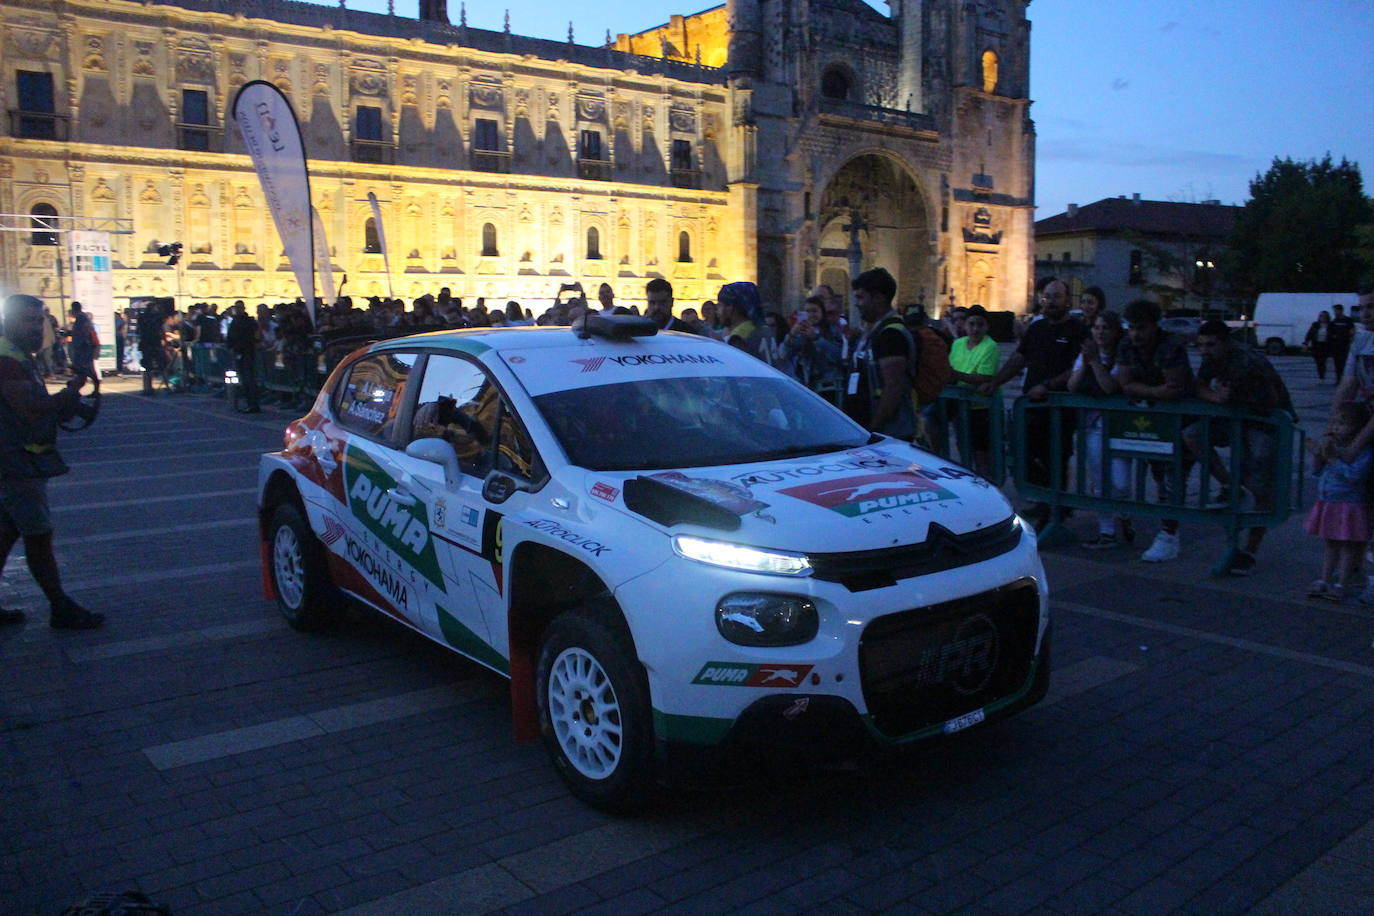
[716,593,819,646]
[672,535,812,576]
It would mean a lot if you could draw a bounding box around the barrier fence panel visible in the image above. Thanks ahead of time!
[927,386,1007,485]
[1010,393,1305,574]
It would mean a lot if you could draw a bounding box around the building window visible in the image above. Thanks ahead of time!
[820,66,852,101]
[177,89,214,151]
[364,218,381,254]
[671,139,692,171]
[981,50,999,94]
[677,231,692,263]
[586,227,601,260]
[1062,251,1071,263]
[30,203,58,246]
[473,118,500,151]
[1128,249,1144,286]
[356,106,384,141]
[182,89,209,126]
[481,223,498,257]
[14,70,63,139]
[579,130,603,161]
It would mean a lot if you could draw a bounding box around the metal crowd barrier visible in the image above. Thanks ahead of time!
[1008,393,1305,574]
[926,386,1008,485]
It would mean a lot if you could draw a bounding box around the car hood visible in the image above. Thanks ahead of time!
[577,443,1015,553]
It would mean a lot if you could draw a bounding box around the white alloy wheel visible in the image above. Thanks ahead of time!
[546,646,623,779]
[273,524,305,610]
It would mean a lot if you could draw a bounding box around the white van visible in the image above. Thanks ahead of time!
[1251,292,1358,355]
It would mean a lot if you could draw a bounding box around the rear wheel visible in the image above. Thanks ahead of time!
[536,607,655,811]
[1264,338,1285,356]
[268,502,338,631]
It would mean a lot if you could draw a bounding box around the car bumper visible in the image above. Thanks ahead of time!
[614,527,1050,755]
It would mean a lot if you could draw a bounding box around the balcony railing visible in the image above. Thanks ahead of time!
[351,138,395,164]
[817,97,936,134]
[577,158,613,181]
[177,124,223,153]
[9,109,69,141]
[670,168,702,190]
[471,149,511,173]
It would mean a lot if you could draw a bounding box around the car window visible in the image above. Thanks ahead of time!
[535,375,868,471]
[497,408,537,481]
[411,354,500,476]
[335,351,417,440]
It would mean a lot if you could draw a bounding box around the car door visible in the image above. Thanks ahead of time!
[391,352,543,672]
[331,349,436,628]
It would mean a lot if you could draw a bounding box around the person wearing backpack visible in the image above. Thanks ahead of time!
[844,268,917,439]
[904,303,955,451]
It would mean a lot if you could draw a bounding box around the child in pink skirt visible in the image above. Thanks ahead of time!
[1306,402,1374,600]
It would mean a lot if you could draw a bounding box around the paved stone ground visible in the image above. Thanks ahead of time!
[2,355,1372,915]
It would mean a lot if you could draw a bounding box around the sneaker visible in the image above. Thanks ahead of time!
[0,607,25,625]
[1083,533,1119,550]
[1141,531,1180,563]
[1227,550,1257,576]
[49,598,105,630]
[1308,579,1331,599]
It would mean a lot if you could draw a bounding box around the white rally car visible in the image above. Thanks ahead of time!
[257,315,1050,810]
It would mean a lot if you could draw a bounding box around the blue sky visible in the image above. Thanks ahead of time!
[334,0,1374,217]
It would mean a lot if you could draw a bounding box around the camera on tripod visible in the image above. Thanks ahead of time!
[156,242,183,266]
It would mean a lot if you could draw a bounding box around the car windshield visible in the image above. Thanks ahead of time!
[533,376,872,471]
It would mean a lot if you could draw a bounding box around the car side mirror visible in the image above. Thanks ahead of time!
[405,437,460,486]
[482,469,529,504]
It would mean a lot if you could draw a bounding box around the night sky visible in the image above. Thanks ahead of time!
[333,0,1374,218]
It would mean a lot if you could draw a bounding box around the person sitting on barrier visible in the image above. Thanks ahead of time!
[1304,401,1374,601]
[981,276,1086,532]
[1069,310,1134,548]
[1188,319,1293,575]
[1113,298,1194,563]
[948,305,1000,478]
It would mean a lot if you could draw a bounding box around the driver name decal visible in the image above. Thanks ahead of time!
[570,353,723,372]
[778,472,957,517]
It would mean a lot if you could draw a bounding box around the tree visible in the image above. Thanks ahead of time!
[1221,155,1373,298]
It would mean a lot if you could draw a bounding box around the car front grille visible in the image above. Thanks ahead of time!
[858,579,1040,737]
[808,516,1021,592]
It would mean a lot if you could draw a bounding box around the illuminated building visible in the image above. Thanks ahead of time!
[0,0,1034,313]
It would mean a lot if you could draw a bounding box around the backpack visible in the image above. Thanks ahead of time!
[909,324,953,405]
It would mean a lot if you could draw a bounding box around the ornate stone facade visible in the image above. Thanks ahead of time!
[0,0,1033,313]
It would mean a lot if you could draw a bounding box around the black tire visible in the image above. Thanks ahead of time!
[267,502,338,632]
[1264,338,1285,356]
[536,606,656,812]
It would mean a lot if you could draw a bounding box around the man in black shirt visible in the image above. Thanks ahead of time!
[982,277,1086,528]
[1329,303,1355,384]
[845,267,915,439]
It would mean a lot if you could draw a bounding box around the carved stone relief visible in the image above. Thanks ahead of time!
[90,178,116,201]
[82,35,106,71]
[188,184,210,207]
[576,95,605,121]
[669,107,695,133]
[139,180,161,204]
[177,54,214,85]
[132,41,156,77]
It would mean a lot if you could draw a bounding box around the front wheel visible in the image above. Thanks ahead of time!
[536,608,656,812]
[268,502,338,632]
[1264,338,1285,356]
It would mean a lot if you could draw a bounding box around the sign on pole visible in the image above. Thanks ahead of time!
[68,230,116,374]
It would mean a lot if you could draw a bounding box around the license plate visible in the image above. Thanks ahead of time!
[942,708,985,734]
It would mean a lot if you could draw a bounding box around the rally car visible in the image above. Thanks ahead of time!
[257,314,1050,810]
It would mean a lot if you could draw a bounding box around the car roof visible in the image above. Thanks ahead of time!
[366,324,712,356]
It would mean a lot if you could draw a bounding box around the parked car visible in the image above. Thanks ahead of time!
[1159,316,1202,343]
[256,315,1051,810]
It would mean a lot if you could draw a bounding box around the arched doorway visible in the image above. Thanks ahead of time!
[817,153,933,310]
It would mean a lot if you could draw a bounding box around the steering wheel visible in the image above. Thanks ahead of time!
[58,374,102,431]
